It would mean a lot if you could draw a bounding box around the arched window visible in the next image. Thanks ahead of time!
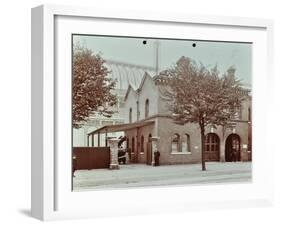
[171,133,180,152]
[145,99,149,118]
[140,135,144,153]
[132,137,135,153]
[182,134,191,153]
[129,108,132,123]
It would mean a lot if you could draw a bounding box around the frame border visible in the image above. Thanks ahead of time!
[31,4,274,220]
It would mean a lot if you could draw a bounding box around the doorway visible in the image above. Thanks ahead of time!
[146,134,152,165]
[205,133,220,161]
[225,134,241,162]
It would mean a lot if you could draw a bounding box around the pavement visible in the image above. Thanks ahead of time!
[73,162,252,191]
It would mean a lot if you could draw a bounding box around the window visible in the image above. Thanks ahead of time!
[182,134,191,153]
[140,135,144,153]
[145,99,149,118]
[136,101,140,121]
[171,133,180,152]
[248,107,251,122]
[129,108,132,123]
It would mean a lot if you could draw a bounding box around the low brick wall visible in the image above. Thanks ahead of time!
[73,147,110,170]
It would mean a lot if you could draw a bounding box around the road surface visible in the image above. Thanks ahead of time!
[73,162,251,191]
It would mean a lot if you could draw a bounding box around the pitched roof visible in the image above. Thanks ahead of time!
[105,60,156,90]
[124,72,155,101]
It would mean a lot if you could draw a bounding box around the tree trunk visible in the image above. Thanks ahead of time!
[200,123,206,171]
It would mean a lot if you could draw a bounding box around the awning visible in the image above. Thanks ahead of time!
[88,120,155,135]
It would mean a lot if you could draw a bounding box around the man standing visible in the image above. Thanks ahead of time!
[154,150,160,166]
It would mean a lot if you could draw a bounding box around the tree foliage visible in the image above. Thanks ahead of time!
[73,45,117,128]
[157,56,246,170]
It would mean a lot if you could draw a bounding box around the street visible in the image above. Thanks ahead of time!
[73,162,251,191]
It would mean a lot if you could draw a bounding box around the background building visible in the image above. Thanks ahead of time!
[72,60,155,147]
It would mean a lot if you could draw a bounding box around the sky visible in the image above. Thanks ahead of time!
[73,35,252,86]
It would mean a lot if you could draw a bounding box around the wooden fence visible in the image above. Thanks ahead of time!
[73,147,110,170]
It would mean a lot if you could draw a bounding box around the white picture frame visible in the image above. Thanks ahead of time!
[31,4,274,221]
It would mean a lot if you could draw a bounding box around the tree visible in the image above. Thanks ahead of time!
[157,57,245,170]
[73,45,117,128]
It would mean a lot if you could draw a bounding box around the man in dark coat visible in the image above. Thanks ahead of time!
[154,150,160,166]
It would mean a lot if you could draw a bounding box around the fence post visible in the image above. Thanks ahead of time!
[151,137,160,166]
[108,138,120,170]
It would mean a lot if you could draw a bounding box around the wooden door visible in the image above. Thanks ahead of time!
[146,141,152,165]
[205,133,220,161]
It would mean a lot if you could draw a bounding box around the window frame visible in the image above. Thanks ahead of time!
[129,107,132,123]
[145,98,149,118]
[171,133,181,153]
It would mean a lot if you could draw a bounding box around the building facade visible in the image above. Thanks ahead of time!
[121,72,252,165]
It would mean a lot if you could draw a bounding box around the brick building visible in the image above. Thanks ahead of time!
[89,70,252,165]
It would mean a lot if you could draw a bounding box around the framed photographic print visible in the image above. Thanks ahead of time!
[31,4,274,221]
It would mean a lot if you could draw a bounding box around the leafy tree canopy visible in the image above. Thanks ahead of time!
[73,45,117,128]
[157,56,246,130]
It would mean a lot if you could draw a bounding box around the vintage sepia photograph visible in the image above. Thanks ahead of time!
[72,35,252,191]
